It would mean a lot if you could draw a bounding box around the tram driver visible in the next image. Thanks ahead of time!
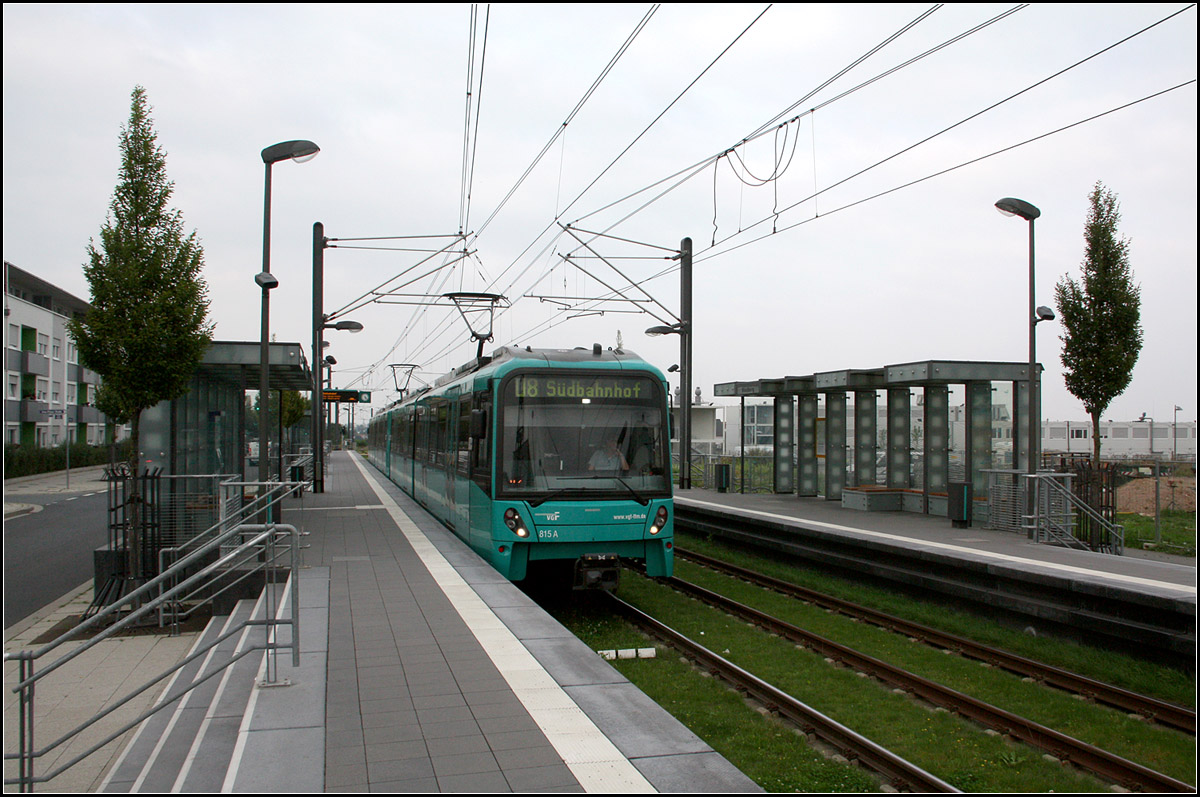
[588,435,629,474]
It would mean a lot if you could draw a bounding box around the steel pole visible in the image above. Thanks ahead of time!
[1026,217,1037,535]
[259,162,273,510]
[680,237,693,490]
[312,222,325,493]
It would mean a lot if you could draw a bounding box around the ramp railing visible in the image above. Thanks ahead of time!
[1027,472,1125,555]
[3,509,302,792]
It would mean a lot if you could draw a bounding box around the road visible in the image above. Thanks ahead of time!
[4,468,110,630]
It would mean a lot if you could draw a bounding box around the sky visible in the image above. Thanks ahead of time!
[3,3,1196,425]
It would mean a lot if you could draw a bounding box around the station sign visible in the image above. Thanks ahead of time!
[323,390,371,403]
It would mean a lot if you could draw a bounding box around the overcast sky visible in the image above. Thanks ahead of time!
[4,3,1196,424]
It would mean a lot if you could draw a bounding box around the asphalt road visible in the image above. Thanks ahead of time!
[4,483,109,630]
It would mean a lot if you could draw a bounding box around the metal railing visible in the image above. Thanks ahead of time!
[1029,472,1124,555]
[3,482,304,792]
[154,478,305,629]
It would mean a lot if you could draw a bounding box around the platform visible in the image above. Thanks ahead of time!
[5,453,761,793]
[675,488,1197,596]
[249,452,759,792]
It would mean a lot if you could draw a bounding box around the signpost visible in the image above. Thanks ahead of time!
[40,409,69,487]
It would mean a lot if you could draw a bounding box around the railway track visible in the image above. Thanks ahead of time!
[625,563,1194,792]
[676,546,1196,735]
[606,593,960,793]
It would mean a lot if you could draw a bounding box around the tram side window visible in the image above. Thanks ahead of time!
[433,401,450,466]
[456,396,472,476]
[470,391,492,494]
[415,405,429,462]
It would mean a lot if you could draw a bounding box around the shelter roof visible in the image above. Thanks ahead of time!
[714,360,1034,398]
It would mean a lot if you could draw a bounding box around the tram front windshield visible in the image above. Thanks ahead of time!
[498,372,670,500]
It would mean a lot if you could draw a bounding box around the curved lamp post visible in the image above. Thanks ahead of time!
[995,197,1048,535]
[259,140,319,505]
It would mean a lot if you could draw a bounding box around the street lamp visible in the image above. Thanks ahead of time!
[996,197,1047,535]
[1174,405,1182,461]
[1137,412,1156,457]
[312,313,363,494]
[311,220,366,493]
[259,139,319,506]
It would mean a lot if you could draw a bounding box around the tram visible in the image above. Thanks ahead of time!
[366,344,674,588]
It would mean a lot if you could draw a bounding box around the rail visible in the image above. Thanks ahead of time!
[4,489,303,792]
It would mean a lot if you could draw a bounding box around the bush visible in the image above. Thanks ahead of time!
[4,441,133,479]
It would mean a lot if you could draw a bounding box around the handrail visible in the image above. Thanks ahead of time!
[4,516,302,792]
[1027,473,1124,555]
[156,479,304,628]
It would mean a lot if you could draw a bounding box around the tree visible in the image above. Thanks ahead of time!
[69,86,213,576]
[70,86,213,459]
[1054,181,1143,464]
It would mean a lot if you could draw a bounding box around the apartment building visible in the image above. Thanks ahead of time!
[4,261,120,447]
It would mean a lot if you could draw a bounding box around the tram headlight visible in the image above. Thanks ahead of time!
[504,508,529,538]
[649,505,669,535]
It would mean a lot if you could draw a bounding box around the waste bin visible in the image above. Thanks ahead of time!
[289,465,305,496]
[715,463,731,493]
[947,481,972,528]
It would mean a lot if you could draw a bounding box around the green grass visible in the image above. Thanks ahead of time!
[550,600,878,792]
[669,556,1197,785]
[549,538,1198,792]
[595,575,1119,792]
[1119,509,1196,556]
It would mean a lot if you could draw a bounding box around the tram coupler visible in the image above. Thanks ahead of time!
[573,553,621,591]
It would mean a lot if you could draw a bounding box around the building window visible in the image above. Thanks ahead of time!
[1070,428,1088,439]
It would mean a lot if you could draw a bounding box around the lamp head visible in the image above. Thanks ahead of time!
[995,197,1041,221]
[1035,306,1055,322]
[262,139,320,165]
[255,272,279,290]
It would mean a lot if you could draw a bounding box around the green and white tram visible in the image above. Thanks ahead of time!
[366,345,674,588]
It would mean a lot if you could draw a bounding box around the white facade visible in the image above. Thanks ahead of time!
[711,397,1196,462]
[1042,418,1196,460]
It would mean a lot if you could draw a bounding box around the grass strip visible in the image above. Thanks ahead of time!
[674,556,1196,784]
[609,573,1114,792]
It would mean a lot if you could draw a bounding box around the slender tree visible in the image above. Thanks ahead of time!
[1054,181,1143,464]
[69,86,213,574]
